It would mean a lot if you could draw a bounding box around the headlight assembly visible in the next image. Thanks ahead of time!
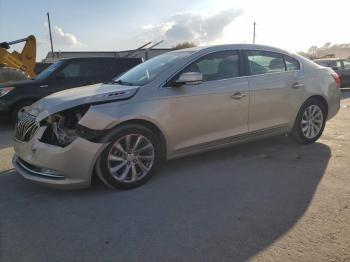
[40,105,90,147]
[0,87,15,97]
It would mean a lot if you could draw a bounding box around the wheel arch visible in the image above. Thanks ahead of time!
[290,94,329,133]
[88,118,168,161]
[304,95,328,117]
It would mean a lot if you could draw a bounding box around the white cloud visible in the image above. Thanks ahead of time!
[52,25,82,47]
[142,8,243,46]
[35,24,84,60]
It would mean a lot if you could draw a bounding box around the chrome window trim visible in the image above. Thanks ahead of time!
[245,69,302,78]
[283,54,302,72]
[160,48,303,88]
[242,49,303,71]
[160,48,240,88]
[162,75,249,89]
[244,49,302,76]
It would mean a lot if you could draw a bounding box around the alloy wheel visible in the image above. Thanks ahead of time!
[301,105,323,139]
[107,134,155,183]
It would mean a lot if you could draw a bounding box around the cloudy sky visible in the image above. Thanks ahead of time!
[0,0,349,61]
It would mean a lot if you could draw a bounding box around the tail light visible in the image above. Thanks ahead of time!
[332,73,341,88]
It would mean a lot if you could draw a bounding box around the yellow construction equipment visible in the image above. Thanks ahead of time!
[0,35,36,83]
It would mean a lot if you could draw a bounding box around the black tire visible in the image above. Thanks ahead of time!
[0,67,30,84]
[10,100,34,123]
[290,98,327,144]
[96,124,162,189]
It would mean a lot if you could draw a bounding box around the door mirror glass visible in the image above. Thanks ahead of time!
[174,72,203,86]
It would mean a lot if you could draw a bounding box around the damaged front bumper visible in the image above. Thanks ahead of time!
[13,125,107,189]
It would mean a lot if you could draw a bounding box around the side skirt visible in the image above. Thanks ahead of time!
[167,125,289,160]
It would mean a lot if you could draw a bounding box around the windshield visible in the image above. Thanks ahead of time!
[114,51,193,86]
[35,60,65,80]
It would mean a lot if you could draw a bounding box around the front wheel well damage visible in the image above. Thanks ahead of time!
[80,119,167,160]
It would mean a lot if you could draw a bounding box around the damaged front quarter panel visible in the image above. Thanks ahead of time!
[29,83,140,147]
[31,83,139,122]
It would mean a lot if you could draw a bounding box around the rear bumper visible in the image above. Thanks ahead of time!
[327,87,341,120]
[13,127,107,189]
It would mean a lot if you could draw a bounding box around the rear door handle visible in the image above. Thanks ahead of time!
[231,92,246,100]
[291,82,304,89]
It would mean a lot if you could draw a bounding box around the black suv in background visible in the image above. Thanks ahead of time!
[0,57,142,121]
[314,58,350,88]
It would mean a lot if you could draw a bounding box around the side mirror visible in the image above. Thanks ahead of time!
[331,66,339,71]
[173,72,203,87]
[56,72,65,80]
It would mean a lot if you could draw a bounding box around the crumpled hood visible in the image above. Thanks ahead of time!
[28,82,139,121]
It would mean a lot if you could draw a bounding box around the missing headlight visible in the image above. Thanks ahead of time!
[40,105,89,147]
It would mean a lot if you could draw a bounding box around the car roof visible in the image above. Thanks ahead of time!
[59,57,142,62]
[314,58,340,61]
[170,44,293,55]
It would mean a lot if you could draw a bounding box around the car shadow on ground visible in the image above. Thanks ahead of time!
[0,136,331,262]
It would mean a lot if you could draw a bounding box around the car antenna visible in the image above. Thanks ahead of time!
[125,42,152,58]
[144,40,164,60]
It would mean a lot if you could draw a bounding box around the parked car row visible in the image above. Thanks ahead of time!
[0,57,142,121]
[314,58,350,88]
[10,44,341,190]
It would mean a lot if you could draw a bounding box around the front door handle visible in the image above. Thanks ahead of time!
[231,92,246,100]
[291,82,304,89]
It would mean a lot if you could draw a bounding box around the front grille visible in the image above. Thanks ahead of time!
[15,112,40,142]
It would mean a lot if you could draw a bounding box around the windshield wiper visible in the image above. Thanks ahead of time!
[114,79,135,86]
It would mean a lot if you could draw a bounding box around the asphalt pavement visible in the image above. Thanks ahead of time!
[0,91,349,262]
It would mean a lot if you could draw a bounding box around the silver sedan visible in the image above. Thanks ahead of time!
[12,44,341,189]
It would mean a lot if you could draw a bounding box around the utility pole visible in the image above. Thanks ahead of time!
[47,12,54,59]
[253,22,256,44]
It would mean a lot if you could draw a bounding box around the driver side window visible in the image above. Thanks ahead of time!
[59,62,81,78]
[176,50,240,83]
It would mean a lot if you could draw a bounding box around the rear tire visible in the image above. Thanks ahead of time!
[0,67,30,84]
[290,98,327,144]
[96,124,161,189]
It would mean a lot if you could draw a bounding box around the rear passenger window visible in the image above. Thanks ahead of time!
[342,60,350,69]
[247,51,285,75]
[284,56,300,71]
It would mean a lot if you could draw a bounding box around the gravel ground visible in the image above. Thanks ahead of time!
[0,91,349,262]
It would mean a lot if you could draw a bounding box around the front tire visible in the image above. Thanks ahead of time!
[290,98,327,144]
[96,124,161,189]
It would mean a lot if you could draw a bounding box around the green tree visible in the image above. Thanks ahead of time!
[173,42,197,50]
